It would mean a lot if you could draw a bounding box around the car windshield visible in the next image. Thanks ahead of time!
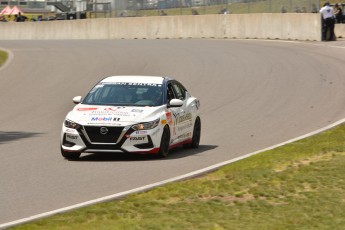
[82,82,164,106]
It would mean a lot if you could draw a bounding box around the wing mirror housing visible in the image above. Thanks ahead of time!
[72,96,82,104]
[168,99,183,108]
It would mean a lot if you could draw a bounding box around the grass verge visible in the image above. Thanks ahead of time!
[0,50,8,67]
[11,123,345,229]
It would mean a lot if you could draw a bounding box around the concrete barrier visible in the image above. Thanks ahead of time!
[335,24,345,38]
[0,13,322,41]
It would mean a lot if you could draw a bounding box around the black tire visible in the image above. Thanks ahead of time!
[61,147,81,160]
[157,126,170,158]
[185,117,201,149]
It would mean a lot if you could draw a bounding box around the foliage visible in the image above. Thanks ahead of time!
[0,50,8,67]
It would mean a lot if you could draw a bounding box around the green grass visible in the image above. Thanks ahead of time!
[12,123,345,229]
[0,50,8,67]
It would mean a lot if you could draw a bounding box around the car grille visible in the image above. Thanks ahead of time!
[82,126,124,143]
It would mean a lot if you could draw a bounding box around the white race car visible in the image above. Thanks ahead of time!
[60,76,201,159]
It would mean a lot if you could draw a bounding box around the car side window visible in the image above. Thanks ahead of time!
[177,82,187,99]
[167,83,176,101]
[172,82,185,100]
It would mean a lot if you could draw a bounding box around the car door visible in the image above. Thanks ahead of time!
[169,81,193,144]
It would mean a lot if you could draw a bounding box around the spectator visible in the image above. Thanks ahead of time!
[320,2,336,41]
[334,3,343,23]
[219,8,229,14]
[0,16,7,22]
[160,10,167,16]
[311,4,318,13]
[294,6,301,13]
[14,12,27,22]
[191,9,199,15]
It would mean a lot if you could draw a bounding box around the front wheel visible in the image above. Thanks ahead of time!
[157,126,170,158]
[61,147,81,160]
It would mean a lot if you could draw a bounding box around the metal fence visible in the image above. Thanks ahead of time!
[0,0,322,18]
[112,0,322,17]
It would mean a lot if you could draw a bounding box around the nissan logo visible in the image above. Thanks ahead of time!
[100,127,108,135]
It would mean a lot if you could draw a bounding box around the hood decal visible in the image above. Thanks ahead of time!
[77,107,98,111]
[70,105,162,126]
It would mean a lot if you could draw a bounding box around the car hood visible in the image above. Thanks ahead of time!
[66,104,163,126]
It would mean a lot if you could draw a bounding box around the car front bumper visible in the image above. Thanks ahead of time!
[61,124,163,154]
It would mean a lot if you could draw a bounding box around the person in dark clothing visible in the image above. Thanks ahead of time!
[334,3,343,23]
[160,10,167,16]
[320,2,336,41]
[15,12,27,22]
[191,9,199,15]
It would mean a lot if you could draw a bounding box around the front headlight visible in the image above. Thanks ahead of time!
[132,118,160,130]
[64,119,81,129]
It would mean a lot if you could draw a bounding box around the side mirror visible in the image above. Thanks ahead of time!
[168,99,183,108]
[72,96,82,104]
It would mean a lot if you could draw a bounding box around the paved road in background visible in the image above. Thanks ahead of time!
[1,39,345,224]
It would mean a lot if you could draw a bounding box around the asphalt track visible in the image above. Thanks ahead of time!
[1,39,345,226]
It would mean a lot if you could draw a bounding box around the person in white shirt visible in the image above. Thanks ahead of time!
[320,2,336,41]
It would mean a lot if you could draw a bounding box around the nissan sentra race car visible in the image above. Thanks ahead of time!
[60,76,201,159]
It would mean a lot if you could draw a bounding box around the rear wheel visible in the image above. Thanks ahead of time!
[185,117,201,149]
[157,126,170,158]
[61,147,81,160]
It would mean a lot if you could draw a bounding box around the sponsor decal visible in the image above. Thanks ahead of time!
[113,117,120,121]
[101,82,162,87]
[177,113,192,123]
[168,112,178,135]
[161,119,167,125]
[131,109,144,113]
[177,121,193,131]
[77,108,98,111]
[82,107,128,116]
[65,128,75,133]
[104,107,125,111]
[91,117,113,122]
[130,137,146,141]
[112,111,130,116]
[135,131,148,134]
[177,132,191,139]
[172,111,179,119]
[90,110,130,117]
[166,112,173,125]
[87,122,117,125]
[104,108,118,112]
[66,134,77,140]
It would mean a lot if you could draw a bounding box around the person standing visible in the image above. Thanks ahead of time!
[334,3,343,23]
[320,2,336,41]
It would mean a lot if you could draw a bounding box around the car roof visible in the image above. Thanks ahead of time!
[101,75,171,84]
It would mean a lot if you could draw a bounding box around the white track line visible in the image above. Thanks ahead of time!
[1,117,345,229]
